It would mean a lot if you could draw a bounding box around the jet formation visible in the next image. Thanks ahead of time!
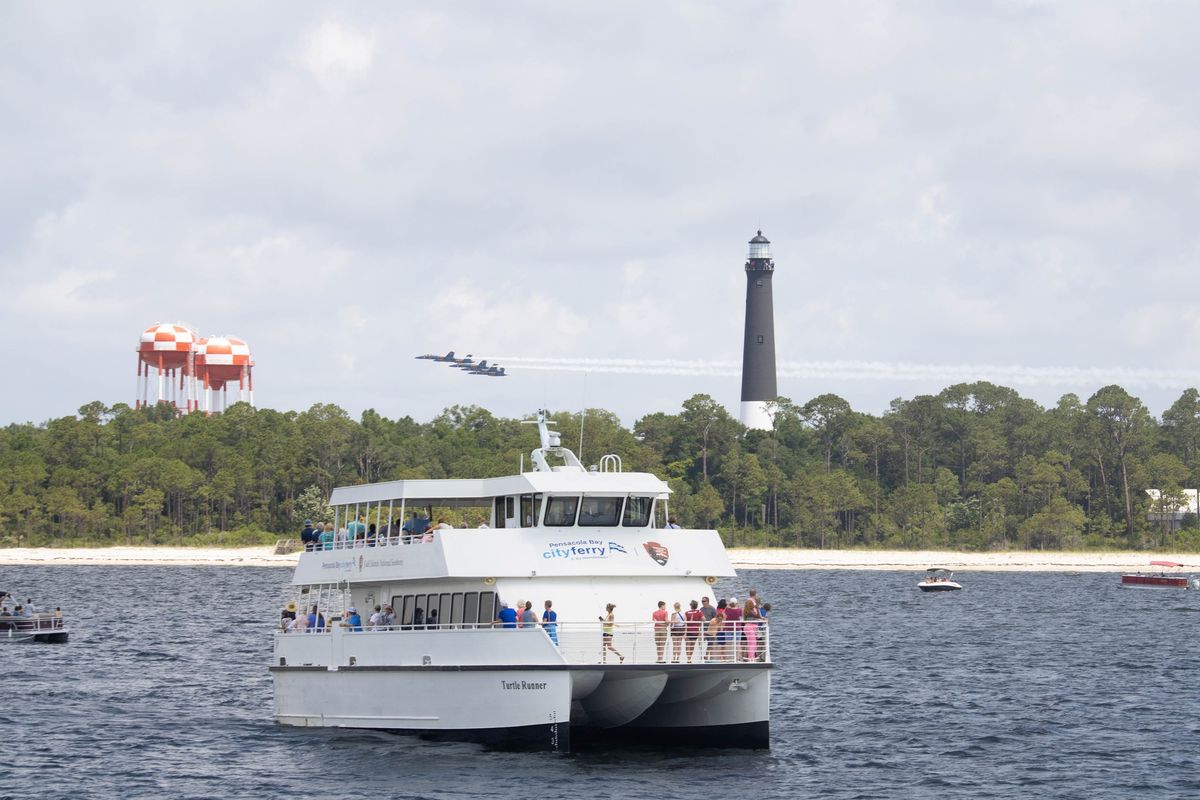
[414,351,508,377]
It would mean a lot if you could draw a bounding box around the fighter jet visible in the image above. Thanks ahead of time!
[415,351,474,365]
[456,359,487,371]
[469,365,507,378]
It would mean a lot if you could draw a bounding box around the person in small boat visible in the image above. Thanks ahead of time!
[495,600,518,629]
[542,600,558,646]
[651,601,669,663]
[665,516,681,529]
[600,603,624,664]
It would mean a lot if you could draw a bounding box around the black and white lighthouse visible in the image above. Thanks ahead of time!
[739,230,777,430]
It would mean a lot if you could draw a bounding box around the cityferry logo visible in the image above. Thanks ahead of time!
[643,541,670,566]
[543,539,630,561]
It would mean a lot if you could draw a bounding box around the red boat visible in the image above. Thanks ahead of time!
[1120,560,1198,590]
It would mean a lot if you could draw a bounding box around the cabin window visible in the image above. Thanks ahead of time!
[623,496,653,527]
[479,591,496,623]
[425,594,440,628]
[411,594,428,627]
[578,496,622,526]
[400,595,415,629]
[464,592,480,627]
[438,593,451,628]
[451,593,464,627]
[544,496,580,526]
[520,494,542,527]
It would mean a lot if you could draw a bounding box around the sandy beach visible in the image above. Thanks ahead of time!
[0,545,1192,572]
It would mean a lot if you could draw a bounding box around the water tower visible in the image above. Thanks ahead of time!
[194,335,254,414]
[136,323,197,412]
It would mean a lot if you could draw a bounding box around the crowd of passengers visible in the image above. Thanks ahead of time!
[299,513,456,551]
[280,590,770,663]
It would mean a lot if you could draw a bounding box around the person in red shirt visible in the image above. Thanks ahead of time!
[723,597,743,662]
[651,601,669,663]
[684,600,705,663]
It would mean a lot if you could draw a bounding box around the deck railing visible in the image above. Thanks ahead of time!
[276,619,771,665]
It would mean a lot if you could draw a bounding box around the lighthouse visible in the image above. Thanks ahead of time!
[739,230,777,430]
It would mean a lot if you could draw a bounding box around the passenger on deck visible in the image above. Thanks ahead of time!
[341,606,363,632]
[710,600,729,661]
[319,523,335,550]
[600,603,624,664]
[427,609,439,628]
[496,600,518,629]
[368,604,384,631]
[366,524,377,547]
[520,601,538,628]
[742,598,760,661]
[700,596,717,658]
[307,605,325,632]
[300,520,318,550]
[652,601,669,663]
[334,526,348,548]
[381,605,396,629]
[424,519,450,543]
[289,611,308,633]
[347,514,367,540]
[542,600,558,646]
[412,607,425,629]
[665,516,681,529]
[684,600,704,662]
[724,597,742,661]
[670,601,687,663]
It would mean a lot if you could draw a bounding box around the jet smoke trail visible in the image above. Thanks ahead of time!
[490,356,1200,388]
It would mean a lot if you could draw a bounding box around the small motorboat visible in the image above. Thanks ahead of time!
[0,593,69,643]
[918,568,962,592]
[1120,560,1199,590]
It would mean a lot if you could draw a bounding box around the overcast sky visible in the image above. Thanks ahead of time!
[3,2,1200,427]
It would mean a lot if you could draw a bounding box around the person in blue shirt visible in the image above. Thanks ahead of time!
[306,605,325,632]
[541,600,558,645]
[341,606,363,632]
[495,601,518,629]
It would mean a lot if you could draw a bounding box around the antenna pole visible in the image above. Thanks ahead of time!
[578,372,588,464]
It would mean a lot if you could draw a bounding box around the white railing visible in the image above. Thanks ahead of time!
[302,532,435,551]
[276,620,771,665]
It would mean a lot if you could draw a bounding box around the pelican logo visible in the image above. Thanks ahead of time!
[643,541,669,566]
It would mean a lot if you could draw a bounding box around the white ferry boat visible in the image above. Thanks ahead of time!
[271,413,771,751]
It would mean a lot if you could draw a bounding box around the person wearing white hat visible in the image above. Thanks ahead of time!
[341,606,363,632]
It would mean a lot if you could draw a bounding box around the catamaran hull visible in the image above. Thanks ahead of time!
[271,663,769,752]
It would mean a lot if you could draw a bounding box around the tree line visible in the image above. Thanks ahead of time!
[2,382,1200,550]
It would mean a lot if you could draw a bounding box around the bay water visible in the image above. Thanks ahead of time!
[2,566,1197,799]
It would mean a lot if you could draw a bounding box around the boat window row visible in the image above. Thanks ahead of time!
[330,493,658,532]
[389,590,499,628]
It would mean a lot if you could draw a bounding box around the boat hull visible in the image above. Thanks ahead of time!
[1120,575,1192,589]
[918,583,961,592]
[271,662,770,752]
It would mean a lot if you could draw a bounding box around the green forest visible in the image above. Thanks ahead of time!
[3,382,1200,551]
